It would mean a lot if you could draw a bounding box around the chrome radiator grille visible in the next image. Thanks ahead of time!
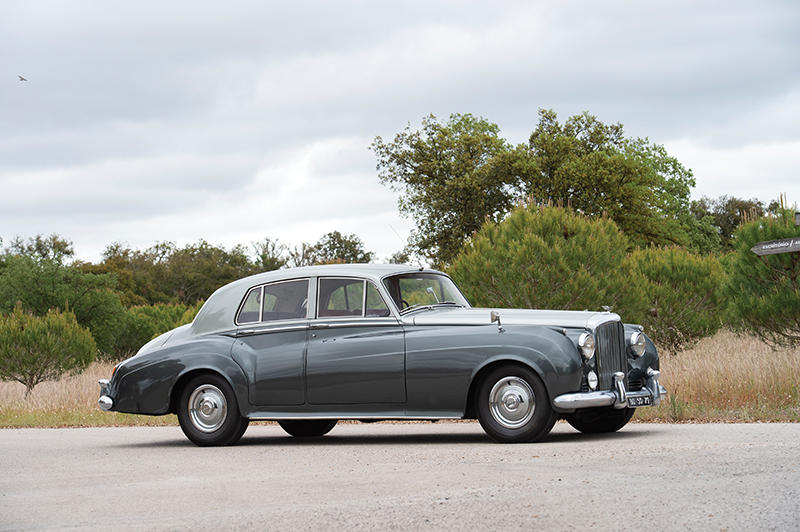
[595,320,627,390]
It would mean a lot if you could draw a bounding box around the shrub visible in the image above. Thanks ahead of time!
[114,303,193,358]
[726,209,800,348]
[625,247,726,354]
[449,206,647,317]
[0,305,96,396]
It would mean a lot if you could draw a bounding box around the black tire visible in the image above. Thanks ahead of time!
[177,374,249,447]
[564,406,635,434]
[278,420,338,438]
[476,365,557,443]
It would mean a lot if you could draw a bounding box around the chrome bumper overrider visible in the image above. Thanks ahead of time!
[553,368,667,411]
[98,379,113,411]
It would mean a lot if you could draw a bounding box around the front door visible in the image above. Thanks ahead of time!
[306,278,406,405]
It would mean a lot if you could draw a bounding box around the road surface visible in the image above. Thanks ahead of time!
[1,422,798,530]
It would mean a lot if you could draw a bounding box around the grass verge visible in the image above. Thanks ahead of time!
[1,330,798,427]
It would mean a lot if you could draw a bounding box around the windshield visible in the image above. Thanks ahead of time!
[382,273,470,312]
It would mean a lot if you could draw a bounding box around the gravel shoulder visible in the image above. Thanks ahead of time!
[1,422,798,531]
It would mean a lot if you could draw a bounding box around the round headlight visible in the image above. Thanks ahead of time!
[578,332,595,360]
[587,371,598,390]
[629,331,646,357]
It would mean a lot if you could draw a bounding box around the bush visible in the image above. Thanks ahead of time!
[112,300,204,359]
[0,305,96,396]
[726,209,800,348]
[0,255,126,355]
[625,247,726,354]
[449,206,647,317]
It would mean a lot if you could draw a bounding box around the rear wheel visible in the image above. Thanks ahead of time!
[177,374,249,447]
[279,419,338,438]
[564,406,635,434]
[476,365,556,443]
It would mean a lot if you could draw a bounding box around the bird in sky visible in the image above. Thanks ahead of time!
[18,75,28,81]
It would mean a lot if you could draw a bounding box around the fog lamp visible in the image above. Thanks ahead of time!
[587,371,598,390]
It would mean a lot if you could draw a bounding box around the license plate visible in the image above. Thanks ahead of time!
[628,395,652,407]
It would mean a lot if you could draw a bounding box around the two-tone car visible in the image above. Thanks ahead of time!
[98,264,666,446]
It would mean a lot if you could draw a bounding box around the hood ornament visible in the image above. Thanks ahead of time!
[601,305,613,313]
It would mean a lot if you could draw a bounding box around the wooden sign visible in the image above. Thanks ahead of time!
[751,238,800,256]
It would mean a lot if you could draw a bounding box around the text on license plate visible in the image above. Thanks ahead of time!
[628,395,652,407]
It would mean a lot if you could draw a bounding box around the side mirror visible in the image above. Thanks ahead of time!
[490,311,504,332]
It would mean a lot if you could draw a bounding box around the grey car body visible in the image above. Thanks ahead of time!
[99,264,666,445]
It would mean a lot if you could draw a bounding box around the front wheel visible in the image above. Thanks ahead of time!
[279,420,338,438]
[177,374,249,447]
[564,406,635,434]
[476,365,556,443]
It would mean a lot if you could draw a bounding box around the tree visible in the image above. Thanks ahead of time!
[289,231,374,266]
[4,234,75,264]
[162,241,254,304]
[691,195,765,250]
[524,110,698,249]
[252,237,288,271]
[0,305,96,397]
[374,110,704,265]
[726,208,800,348]
[372,113,524,266]
[0,254,126,355]
[625,247,726,354]
[448,206,647,317]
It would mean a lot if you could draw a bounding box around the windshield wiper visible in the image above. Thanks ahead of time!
[400,301,463,315]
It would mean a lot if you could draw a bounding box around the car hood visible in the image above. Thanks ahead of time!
[408,307,620,330]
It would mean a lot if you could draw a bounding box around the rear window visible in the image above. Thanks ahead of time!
[236,279,309,324]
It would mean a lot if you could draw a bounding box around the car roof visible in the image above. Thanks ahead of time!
[190,264,444,335]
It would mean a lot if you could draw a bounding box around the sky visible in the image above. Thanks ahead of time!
[2,1,799,262]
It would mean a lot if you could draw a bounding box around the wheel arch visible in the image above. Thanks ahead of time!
[168,360,248,417]
[464,356,552,419]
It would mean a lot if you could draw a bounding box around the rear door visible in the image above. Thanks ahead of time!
[230,278,310,406]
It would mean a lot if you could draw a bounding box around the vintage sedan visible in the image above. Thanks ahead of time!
[98,264,666,446]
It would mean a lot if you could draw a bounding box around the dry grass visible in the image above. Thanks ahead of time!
[635,330,800,422]
[1,330,798,427]
[0,362,177,428]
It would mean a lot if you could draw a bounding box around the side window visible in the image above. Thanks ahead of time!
[318,278,364,318]
[261,280,309,322]
[237,287,262,324]
[366,283,390,317]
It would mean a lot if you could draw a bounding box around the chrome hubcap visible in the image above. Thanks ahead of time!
[489,376,535,429]
[188,384,227,433]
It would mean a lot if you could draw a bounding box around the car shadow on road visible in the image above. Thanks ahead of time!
[105,424,662,449]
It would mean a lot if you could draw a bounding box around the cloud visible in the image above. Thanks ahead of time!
[1,1,798,261]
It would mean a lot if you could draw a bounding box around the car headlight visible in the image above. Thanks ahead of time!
[629,331,646,357]
[578,332,595,360]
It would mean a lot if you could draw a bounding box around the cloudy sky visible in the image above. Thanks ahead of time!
[2,1,798,262]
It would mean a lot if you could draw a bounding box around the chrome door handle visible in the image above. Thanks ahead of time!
[311,323,330,329]
[237,329,256,336]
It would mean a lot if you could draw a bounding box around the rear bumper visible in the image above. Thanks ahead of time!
[553,368,666,412]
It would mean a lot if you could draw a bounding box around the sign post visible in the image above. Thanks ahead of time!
[751,238,800,256]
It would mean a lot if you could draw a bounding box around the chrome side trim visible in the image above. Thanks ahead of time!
[247,414,463,421]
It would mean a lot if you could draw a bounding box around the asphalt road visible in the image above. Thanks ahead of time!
[1,422,798,531]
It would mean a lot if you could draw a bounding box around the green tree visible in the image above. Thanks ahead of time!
[524,110,698,249]
[289,231,374,266]
[0,254,125,355]
[625,247,726,354]
[252,237,288,271]
[163,241,254,304]
[372,113,525,266]
[726,208,800,347]
[691,195,765,250]
[0,305,96,397]
[449,206,647,317]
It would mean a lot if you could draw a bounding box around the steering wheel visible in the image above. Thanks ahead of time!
[401,299,410,309]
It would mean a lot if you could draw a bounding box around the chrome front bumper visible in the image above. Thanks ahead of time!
[98,379,114,411]
[553,368,667,411]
